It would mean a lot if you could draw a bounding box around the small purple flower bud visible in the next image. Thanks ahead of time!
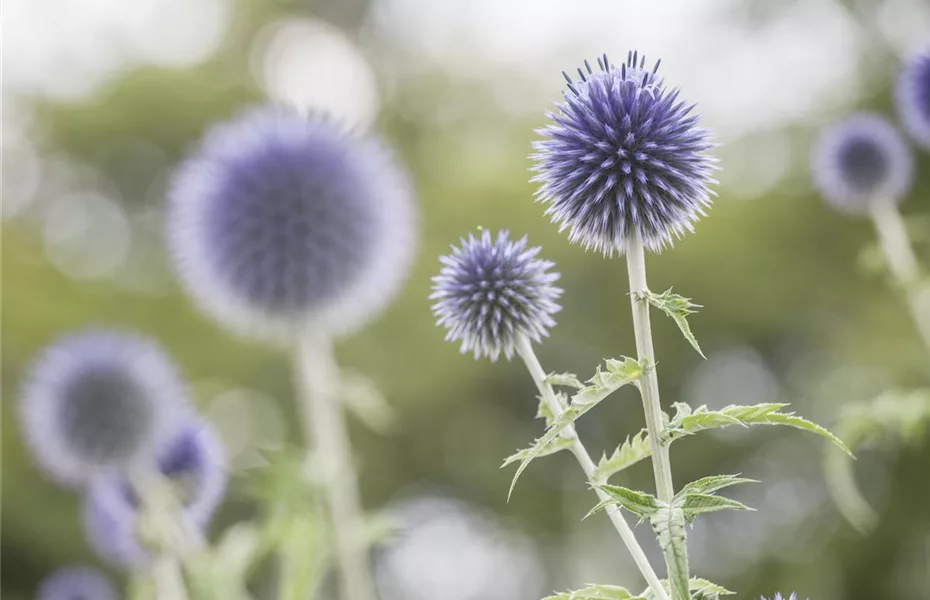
[36,566,117,600]
[896,46,930,148]
[532,51,717,255]
[812,113,913,215]
[168,106,417,343]
[431,230,562,361]
[18,329,185,486]
[83,419,227,568]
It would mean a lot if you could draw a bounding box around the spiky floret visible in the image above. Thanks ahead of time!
[896,46,930,148]
[812,113,913,215]
[169,105,416,343]
[430,230,562,361]
[18,329,185,486]
[532,51,716,255]
[83,419,227,567]
[762,594,805,600]
[37,566,117,600]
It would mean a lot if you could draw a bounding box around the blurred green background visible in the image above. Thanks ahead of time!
[3,0,930,598]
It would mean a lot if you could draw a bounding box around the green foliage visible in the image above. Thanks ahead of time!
[592,431,652,483]
[674,474,757,497]
[586,484,661,520]
[543,584,645,600]
[662,402,852,456]
[504,358,645,499]
[835,389,930,448]
[340,370,397,434]
[636,289,705,358]
[650,505,690,600]
[641,578,734,600]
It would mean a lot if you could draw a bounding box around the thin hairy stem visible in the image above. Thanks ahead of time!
[295,333,376,600]
[515,334,670,600]
[625,234,688,600]
[870,201,930,354]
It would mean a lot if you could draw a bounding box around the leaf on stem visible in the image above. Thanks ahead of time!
[663,403,852,456]
[592,431,652,483]
[636,288,705,358]
[543,584,646,600]
[640,578,734,600]
[674,474,757,498]
[649,506,690,600]
[505,357,644,499]
[587,484,661,520]
[545,372,586,389]
[679,493,753,521]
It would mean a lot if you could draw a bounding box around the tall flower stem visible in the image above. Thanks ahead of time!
[625,233,688,599]
[870,200,930,354]
[294,333,376,600]
[515,334,670,600]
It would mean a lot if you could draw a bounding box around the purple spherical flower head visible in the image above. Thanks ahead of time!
[896,46,930,148]
[532,51,717,255]
[169,105,416,343]
[37,566,117,600]
[83,418,227,568]
[18,329,185,486]
[431,230,562,361]
[812,113,913,215]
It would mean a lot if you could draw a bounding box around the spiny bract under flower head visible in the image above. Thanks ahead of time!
[18,329,185,486]
[812,113,913,215]
[37,566,117,600]
[532,51,716,255]
[430,230,562,361]
[896,46,930,148]
[762,594,806,600]
[169,105,416,342]
[83,419,227,567]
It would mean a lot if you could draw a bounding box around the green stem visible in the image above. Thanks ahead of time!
[515,334,670,600]
[294,333,376,600]
[625,234,689,600]
[870,201,930,355]
[823,446,876,534]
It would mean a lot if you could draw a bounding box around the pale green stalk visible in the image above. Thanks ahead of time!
[515,334,671,600]
[625,233,689,600]
[294,332,376,600]
[870,200,930,354]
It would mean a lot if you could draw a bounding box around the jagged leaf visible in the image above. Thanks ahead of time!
[592,431,652,483]
[545,372,586,389]
[674,475,757,499]
[666,403,852,456]
[637,288,705,358]
[589,484,661,519]
[649,506,690,600]
[501,436,575,468]
[641,578,734,600]
[679,493,753,519]
[543,584,645,600]
[506,358,644,499]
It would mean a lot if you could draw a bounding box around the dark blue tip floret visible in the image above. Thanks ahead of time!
[431,230,562,361]
[896,46,930,148]
[532,52,716,255]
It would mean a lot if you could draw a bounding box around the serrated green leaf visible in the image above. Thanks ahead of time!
[545,372,586,389]
[592,431,652,483]
[543,584,645,600]
[506,358,644,499]
[674,475,757,499]
[665,403,852,456]
[640,578,734,600]
[590,484,661,519]
[679,493,753,520]
[501,435,575,468]
[637,288,705,358]
[649,506,690,600]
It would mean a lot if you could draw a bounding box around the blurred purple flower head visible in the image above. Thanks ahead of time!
[169,105,417,343]
[18,330,184,486]
[812,113,913,215]
[431,230,562,361]
[36,566,117,600]
[532,51,716,255]
[896,46,930,148]
[83,419,227,567]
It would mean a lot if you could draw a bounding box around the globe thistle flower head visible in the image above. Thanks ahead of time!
[812,113,913,215]
[169,105,416,343]
[532,51,717,255]
[37,566,117,600]
[896,46,930,148]
[762,594,806,600]
[430,230,562,361]
[83,419,227,567]
[18,329,185,486]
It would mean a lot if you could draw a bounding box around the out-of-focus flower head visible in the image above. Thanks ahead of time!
[36,566,117,600]
[896,46,930,148]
